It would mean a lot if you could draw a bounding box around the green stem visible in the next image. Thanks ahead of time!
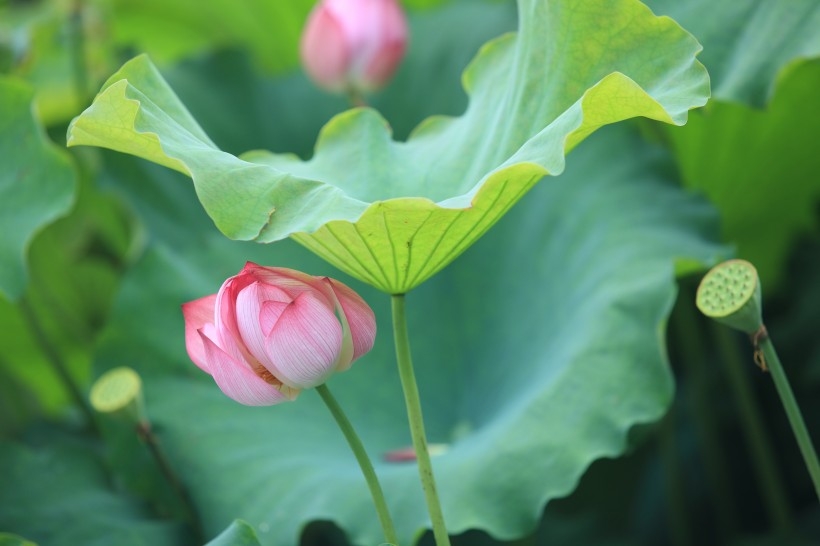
[316,384,399,545]
[68,0,90,108]
[346,87,368,108]
[19,298,98,431]
[760,334,820,501]
[391,294,451,546]
[713,325,791,530]
[136,420,204,543]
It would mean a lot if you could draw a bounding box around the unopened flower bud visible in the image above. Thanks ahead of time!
[300,0,408,94]
[182,263,377,406]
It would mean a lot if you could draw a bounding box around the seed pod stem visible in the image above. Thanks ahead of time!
[757,334,820,501]
[696,260,820,502]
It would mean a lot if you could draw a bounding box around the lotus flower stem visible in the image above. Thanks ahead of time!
[391,294,451,546]
[316,384,399,545]
[346,88,368,108]
[757,334,820,501]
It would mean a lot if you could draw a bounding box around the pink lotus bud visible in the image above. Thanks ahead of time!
[300,0,408,94]
[182,263,377,406]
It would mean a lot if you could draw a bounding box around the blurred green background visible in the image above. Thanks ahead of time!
[1,0,819,545]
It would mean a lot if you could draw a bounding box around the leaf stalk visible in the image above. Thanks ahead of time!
[391,294,450,546]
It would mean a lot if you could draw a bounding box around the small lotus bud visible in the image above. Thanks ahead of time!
[696,259,763,334]
[300,0,408,95]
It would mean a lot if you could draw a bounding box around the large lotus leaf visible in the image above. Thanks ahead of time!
[641,1,820,287]
[67,0,709,293]
[0,434,190,546]
[646,0,820,106]
[666,59,820,287]
[0,78,75,300]
[90,124,724,545]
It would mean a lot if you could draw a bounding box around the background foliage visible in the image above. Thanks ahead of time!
[1,0,819,545]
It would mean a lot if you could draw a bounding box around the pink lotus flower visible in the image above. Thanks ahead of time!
[300,0,408,94]
[182,263,376,406]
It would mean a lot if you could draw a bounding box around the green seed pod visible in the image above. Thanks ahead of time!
[90,366,146,422]
[695,259,763,334]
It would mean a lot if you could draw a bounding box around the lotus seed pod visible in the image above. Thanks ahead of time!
[695,259,763,334]
[90,366,146,422]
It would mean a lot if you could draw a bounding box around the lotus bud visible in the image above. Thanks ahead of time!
[182,263,377,406]
[300,0,408,95]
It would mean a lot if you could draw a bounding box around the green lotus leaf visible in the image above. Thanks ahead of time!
[205,521,262,546]
[0,436,189,546]
[0,77,76,300]
[647,0,820,106]
[0,169,138,429]
[90,124,724,545]
[0,534,37,546]
[668,59,820,287]
[643,0,820,287]
[67,0,709,293]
